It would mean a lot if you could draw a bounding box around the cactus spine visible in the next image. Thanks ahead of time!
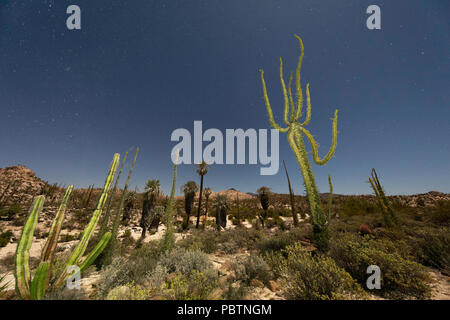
[14,154,120,299]
[161,151,179,253]
[260,35,338,252]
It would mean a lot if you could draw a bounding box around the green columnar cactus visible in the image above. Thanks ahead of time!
[14,196,44,299]
[54,153,120,288]
[368,168,398,228]
[14,154,120,299]
[161,151,179,253]
[260,35,339,252]
[99,151,129,238]
[104,148,139,266]
[41,185,73,263]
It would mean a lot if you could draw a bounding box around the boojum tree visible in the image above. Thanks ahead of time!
[260,35,338,252]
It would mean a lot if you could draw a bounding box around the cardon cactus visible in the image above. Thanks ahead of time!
[260,35,338,252]
[14,154,120,299]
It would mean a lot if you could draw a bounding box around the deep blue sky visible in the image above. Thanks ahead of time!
[0,0,449,196]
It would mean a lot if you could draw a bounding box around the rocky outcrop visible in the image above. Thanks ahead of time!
[0,166,47,205]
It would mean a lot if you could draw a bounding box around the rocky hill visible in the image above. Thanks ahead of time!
[0,166,47,205]
[1,165,448,207]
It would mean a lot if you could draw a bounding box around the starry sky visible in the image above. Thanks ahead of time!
[0,0,449,196]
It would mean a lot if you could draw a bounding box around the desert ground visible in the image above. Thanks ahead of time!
[0,165,449,300]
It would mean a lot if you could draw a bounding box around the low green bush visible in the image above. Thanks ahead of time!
[0,230,13,247]
[408,226,450,273]
[279,243,365,300]
[426,200,450,226]
[339,198,377,217]
[0,273,10,298]
[230,254,272,286]
[257,227,307,255]
[222,282,248,300]
[147,248,219,300]
[218,228,263,253]
[96,242,161,297]
[330,233,431,299]
[0,204,21,220]
[163,269,218,300]
[177,229,218,253]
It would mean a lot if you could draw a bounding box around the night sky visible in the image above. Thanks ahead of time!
[0,0,449,196]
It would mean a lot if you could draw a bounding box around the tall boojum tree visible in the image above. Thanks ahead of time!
[260,34,338,252]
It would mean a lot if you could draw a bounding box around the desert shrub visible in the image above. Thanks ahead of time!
[163,269,218,300]
[97,257,130,297]
[257,233,293,254]
[339,198,377,217]
[278,218,289,231]
[274,208,293,218]
[97,242,161,297]
[0,253,15,272]
[0,204,21,220]
[59,233,80,243]
[157,248,212,275]
[231,217,241,225]
[44,287,88,300]
[177,230,218,254]
[263,251,285,278]
[257,227,306,255]
[121,229,135,247]
[0,273,10,298]
[0,230,13,247]
[229,207,258,221]
[218,228,263,253]
[330,233,431,299]
[279,243,365,300]
[230,254,272,286]
[71,209,92,225]
[106,282,153,300]
[265,217,280,229]
[147,248,218,299]
[221,240,240,254]
[12,214,26,226]
[426,200,450,226]
[222,282,248,300]
[408,226,450,273]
